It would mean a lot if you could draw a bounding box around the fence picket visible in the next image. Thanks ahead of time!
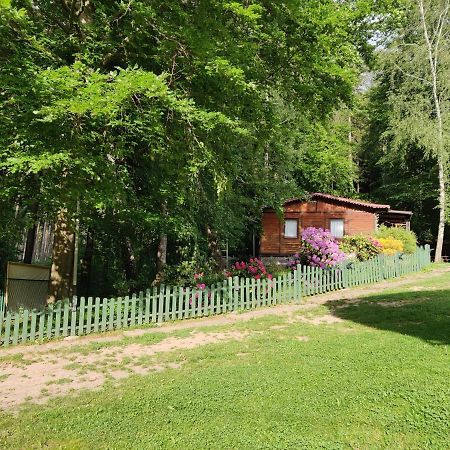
[108,297,115,331]
[123,296,130,329]
[12,312,20,345]
[116,297,122,329]
[171,288,177,321]
[101,298,108,332]
[46,305,53,340]
[30,310,37,342]
[184,287,191,319]
[158,286,165,324]
[178,287,184,320]
[152,287,157,323]
[21,308,30,343]
[209,285,215,316]
[4,312,11,347]
[86,297,93,334]
[233,277,240,311]
[138,291,144,326]
[78,297,86,336]
[131,293,137,326]
[145,290,151,324]
[54,302,61,338]
[93,297,100,333]
[69,298,77,336]
[37,312,45,341]
[245,278,251,308]
[240,278,245,309]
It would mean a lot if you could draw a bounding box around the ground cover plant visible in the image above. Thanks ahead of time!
[0,266,448,449]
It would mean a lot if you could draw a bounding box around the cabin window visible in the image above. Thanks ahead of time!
[330,219,344,238]
[284,219,298,238]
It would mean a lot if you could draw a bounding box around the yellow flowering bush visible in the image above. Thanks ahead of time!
[378,237,404,255]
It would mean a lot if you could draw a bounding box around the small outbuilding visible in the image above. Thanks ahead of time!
[260,193,412,256]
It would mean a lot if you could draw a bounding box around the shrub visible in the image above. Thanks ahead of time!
[264,259,292,277]
[375,225,417,254]
[339,235,382,261]
[298,227,346,269]
[226,258,272,280]
[286,254,302,271]
[378,237,404,255]
[165,253,225,288]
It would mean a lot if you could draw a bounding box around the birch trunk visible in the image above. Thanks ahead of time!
[418,0,448,262]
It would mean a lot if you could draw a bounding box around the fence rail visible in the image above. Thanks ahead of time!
[0,246,431,347]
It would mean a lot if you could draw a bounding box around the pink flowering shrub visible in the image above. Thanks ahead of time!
[226,258,273,280]
[298,227,346,269]
[193,272,207,290]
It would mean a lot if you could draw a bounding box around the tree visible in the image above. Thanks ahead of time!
[0,0,375,295]
[377,0,449,261]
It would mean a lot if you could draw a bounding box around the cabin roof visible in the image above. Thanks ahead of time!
[282,193,390,212]
[265,193,413,217]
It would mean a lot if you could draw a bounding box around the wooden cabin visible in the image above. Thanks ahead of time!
[260,193,412,256]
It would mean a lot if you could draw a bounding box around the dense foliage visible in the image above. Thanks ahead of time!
[375,225,417,254]
[0,0,377,294]
[340,234,382,261]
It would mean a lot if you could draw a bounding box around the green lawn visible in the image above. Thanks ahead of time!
[0,268,449,449]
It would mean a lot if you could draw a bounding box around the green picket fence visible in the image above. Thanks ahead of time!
[0,245,431,347]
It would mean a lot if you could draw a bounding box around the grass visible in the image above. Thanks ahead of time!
[0,267,449,449]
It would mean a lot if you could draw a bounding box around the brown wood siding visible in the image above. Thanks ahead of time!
[260,200,377,256]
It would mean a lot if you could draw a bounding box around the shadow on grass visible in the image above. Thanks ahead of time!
[325,289,450,345]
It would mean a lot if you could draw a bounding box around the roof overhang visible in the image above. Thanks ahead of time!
[263,193,412,216]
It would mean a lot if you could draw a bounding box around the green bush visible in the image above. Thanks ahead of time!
[375,225,417,254]
[339,235,383,261]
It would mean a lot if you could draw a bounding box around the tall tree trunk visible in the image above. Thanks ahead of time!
[436,158,446,262]
[23,193,39,264]
[48,210,75,303]
[418,0,448,262]
[121,236,138,285]
[155,234,167,284]
[80,229,94,295]
[155,203,168,284]
[23,203,38,264]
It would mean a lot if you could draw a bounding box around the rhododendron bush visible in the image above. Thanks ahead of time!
[298,227,346,269]
[226,258,272,280]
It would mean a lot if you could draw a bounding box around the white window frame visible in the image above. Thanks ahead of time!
[284,219,298,239]
[330,218,345,238]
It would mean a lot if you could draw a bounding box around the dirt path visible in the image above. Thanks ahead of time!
[0,265,448,410]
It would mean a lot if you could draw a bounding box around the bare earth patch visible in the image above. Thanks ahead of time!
[296,315,344,325]
[0,331,250,410]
